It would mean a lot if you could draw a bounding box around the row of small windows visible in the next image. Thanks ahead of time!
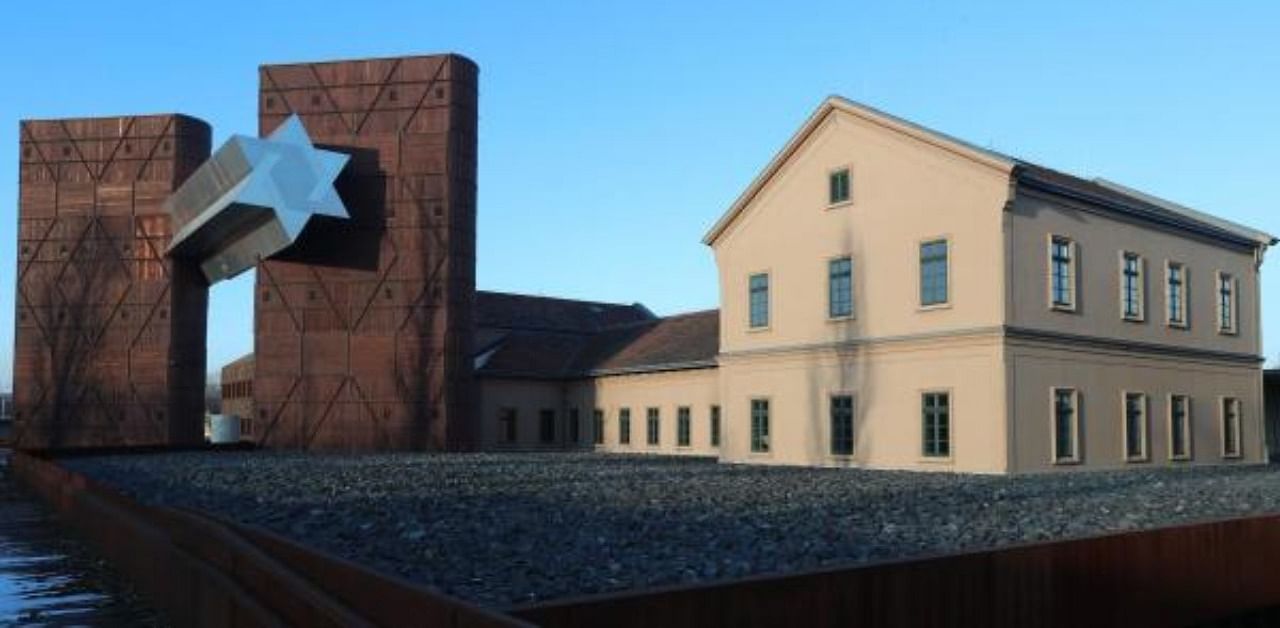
[1051,389,1243,464]
[1048,235,1239,333]
[747,239,951,330]
[498,405,722,448]
[221,380,253,399]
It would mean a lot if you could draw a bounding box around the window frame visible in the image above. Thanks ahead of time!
[1220,396,1243,459]
[827,165,853,207]
[568,407,580,444]
[918,237,951,309]
[618,407,631,446]
[1216,271,1238,335]
[827,255,855,320]
[538,408,556,444]
[498,407,518,444]
[677,406,692,448]
[646,406,660,446]
[1050,387,1081,465]
[829,393,855,457]
[1167,394,1193,461]
[920,389,953,461]
[1121,391,1149,463]
[710,404,721,448]
[750,397,771,454]
[1166,261,1188,328]
[1119,251,1145,322]
[592,408,604,446]
[747,271,771,331]
[1047,234,1078,312]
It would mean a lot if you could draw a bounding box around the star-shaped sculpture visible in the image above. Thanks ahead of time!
[165,115,351,283]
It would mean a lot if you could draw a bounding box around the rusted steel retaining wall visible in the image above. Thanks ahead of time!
[10,450,525,628]
[512,513,1280,627]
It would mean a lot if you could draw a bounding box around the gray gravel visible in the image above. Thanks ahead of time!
[63,452,1280,607]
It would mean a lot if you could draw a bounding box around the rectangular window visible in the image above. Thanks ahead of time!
[646,407,660,446]
[1052,388,1080,463]
[568,407,580,444]
[677,406,691,447]
[920,239,949,306]
[1049,236,1075,310]
[921,392,950,457]
[539,409,556,444]
[1121,252,1144,321]
[749,273,770,328]
[499,408,517,444]
[830,395,854,456]
[1167,262,1187,326]
[750,399,770,453]
[619,408,631,445]
[829,168,851,205]
[828,257,853,319]
[593,409,604,445]
[710,405,721,447]
[1123,392,1148,462]
[1169,395,1192,460]
[1221,397,1242,458]
[1218,272,1237,334]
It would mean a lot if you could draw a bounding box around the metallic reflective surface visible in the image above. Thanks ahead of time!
[165,115,350,283]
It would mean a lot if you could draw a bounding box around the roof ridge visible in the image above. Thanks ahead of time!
[476,289,651,312]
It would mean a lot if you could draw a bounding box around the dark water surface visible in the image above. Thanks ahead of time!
[0,452,161,627]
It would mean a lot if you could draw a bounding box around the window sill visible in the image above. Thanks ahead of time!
[1052,457,1082,466]
[1167,321,1189,330]
[826,315,856,323]
[1218,328,1239,336]
[746,325,772,334]
[1122,315,1146,324]
[918,455,954,464]
[825,200,854,211]
[1169,455,1193,462]
[1049,303,1078,313]
[918,302,952,312]
[1222,453,1243,460]
[1124,455,1150,463]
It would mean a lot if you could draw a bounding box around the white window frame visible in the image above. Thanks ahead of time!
[1119,251,1145,322]
[1220,396,1243,459]
[1216,271,1238,335]
[826,254,855,321]
[827,165,853,208]
[1050,387,1081,465]
[920,389,953,461]
[1168,394,1193,461]
[828,392,856,458]
[918,237,951,310]
[750,397,771,454]
[646,406,661,447]
[1047,235,1078,312]
[747,271,771,331]
[1166,261,1188,328]
[1121,391,1149,462]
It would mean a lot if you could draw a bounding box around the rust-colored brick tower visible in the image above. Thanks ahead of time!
[254,54,478,450]
[13,115,211,448]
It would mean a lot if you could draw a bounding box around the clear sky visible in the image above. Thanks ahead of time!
[1,1,1278,389]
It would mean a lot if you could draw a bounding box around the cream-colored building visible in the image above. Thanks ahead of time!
[473,96,1273,473]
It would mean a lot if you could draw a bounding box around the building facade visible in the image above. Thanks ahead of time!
[218,95,1272,473]
[220,353,255,440]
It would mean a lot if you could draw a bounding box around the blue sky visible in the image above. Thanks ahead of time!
[1,1,1278,388]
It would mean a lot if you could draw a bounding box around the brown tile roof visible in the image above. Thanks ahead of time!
[473,291,718,379]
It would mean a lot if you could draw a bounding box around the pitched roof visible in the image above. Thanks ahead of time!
[703,96,1273,249]
[473,291,719,379]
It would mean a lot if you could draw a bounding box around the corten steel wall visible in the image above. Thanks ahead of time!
[13,115,211,448]
[254,54,478,450]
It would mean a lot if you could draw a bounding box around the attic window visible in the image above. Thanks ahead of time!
[829,168,851,205]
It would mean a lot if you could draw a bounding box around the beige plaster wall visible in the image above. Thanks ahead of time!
[1006,191,1261,356]
[1007,341,1265,472]
[476,378,566,449]
[712,107,1012,356]
[567,368,721,456]
[717,334,1007,472]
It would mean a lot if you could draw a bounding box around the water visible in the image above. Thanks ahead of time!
[0,452,162,626]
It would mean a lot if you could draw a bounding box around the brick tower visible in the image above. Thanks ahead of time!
[13,115,211,448]
[253,54,478,450]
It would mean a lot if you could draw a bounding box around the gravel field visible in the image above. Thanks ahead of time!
[64,452,1280,607]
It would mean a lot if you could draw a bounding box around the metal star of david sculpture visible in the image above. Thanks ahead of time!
[164,115,350,283]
